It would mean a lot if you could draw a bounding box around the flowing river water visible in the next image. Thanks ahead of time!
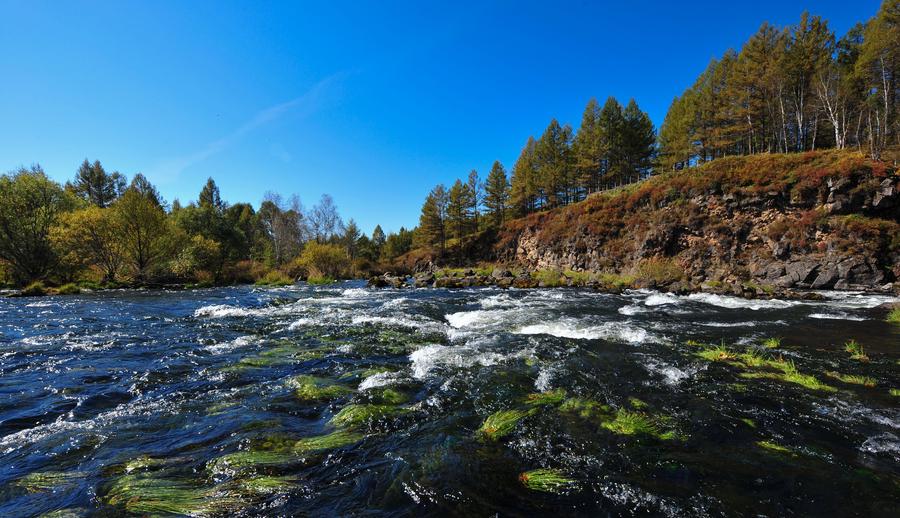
[0,283,898,516]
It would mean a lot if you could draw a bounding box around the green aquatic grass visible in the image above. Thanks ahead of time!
[889,388,900,397]
[696,344,736,362]
[739,371,837,392]
[824,371,877,387]
[740,417,756,428]
[886,307,900,324]
[371,388,409,405]
[525,388,567,407]
[104,474,238,516]
[558,398,611,419]
[762,337,782,349]
[477,408,537,441]
[737,350,768,368]
[844,339,869,361]
[122,456,172,473]
[208,450,299,476]
[328,404,409,429]
[757,440,796,456]
[601,411,675,440]
[518,468,577,493]
[37,509,87,518]
[628,397,648,409]
[286,375,352,401]
[15,471,85,492]
[233,475,298,495]
[293,430,364,454]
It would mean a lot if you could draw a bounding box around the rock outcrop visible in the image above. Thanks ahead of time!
[494,151,899,294]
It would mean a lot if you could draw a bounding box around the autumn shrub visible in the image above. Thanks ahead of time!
[21,281,47,296]
[55,283,81,295]
[254,270,294,287]
[298,242,351,280]
[636,257,683,285]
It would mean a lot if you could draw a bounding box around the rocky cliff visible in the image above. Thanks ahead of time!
[495,151,899,294]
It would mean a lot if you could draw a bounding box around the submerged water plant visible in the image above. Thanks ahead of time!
[559,397,611,419]
[601,411,676,440]
[525,388,567,407]
[293,430,364,454]
[207,450,300,476]
[762,337,782,348]
[286,375,352,401]
[756,440,796,456]
[15,471,85,492]
[824,371,876,387]
[104,473,239,516]
[844,339,868,361]
[518,468,577,493]
[886,307,900,324]
[328,404,409,429]
[477,408,537,441]
[739,368,837,393]
[696,344,736,362]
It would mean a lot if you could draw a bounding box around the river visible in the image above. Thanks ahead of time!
[1,283,898,516]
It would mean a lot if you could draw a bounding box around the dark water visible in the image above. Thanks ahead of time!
[1,283,898,517]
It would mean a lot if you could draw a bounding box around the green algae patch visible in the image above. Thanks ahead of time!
[886,307,900,324]
[740,371,836,392]
[844,339,869,361]
[370,387,409,405]
[328,404,409,429]
[824,371,876,387]
[559,397,611,419]
[762,337,782,348]
[696,345,737,362]
[601,411,676,440]
[757,440,797,456]
[740,417,756,428]
[15,471,86,492]
[207,450,299,476]
[293,430,364,454]
[890,388,900,397]
[477,408,538,442]
[286,375,352,402]
[518,468,578,494]
[232,475,297,495]
[524,388,567,407]
[104,473,239,516]
[628,397,648,409]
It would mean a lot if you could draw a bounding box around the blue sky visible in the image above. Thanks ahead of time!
[0,0,881,234]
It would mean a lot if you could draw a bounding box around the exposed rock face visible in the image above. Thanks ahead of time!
[495,152,900,293]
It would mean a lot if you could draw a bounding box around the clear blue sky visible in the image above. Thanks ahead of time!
[0,0,881,234]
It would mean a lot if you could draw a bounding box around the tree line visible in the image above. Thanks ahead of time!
[659,2,900,169]
[416,96,656,256]
[0,159,409,287]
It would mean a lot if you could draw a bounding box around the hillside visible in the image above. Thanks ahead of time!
[491,150,899,294]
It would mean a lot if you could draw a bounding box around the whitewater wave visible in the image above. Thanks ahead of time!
[409,343,510,379]
[809,312,867,321]
[516,319,653,343]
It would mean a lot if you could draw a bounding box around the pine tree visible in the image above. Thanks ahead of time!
[483,161,510,227]
[199,178,224,210]
[372,224,386,256]
[342,218,362,259]
[466,169,482,231]
[597,97,625,188]
[572,98,602,197]
[510,136,538,215]
[534,119,573,208]
[68,159,126,208]
[447,179,474,240]
[417,185,449,255]
[622,99,657,181]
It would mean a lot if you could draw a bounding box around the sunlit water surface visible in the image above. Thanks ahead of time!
[1,283,898,516]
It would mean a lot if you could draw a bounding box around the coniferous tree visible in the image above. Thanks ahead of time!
[483,161,510,227]
[418,184,449,255]
[534,119,573,208]
[68,159,126,208]
[622,99,657,181]
[509,136,538,215]
[371,224,386,257]
[597,97,625,188]
[447,179,474,240]
[466,169,482,231]
[572,98,602,197]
